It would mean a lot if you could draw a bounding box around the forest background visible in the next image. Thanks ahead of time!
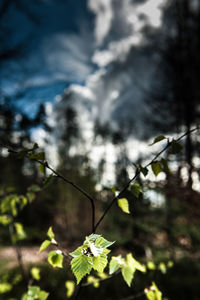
[0,0,200,299]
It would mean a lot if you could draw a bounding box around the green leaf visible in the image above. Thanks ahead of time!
[151,162,162,177]
[38,291,49,300]
[65,281,75,298]
[40,240,51,252]
[95,237,115,249]
[87,276,100,288]
[158,262,167,274]
[117,198,130,214]
[0,283,12,294]
[39,164,45,175]
[28,185,41,192]
[150,135,166,145]
[86,234,102,243]
[47,227,55,241]
[12,222,26,243]
[0,215,12,226]
[93,252,108,273]
[26,192,35,203]
[140,166,148,177]
[109,255,124,274]
[126,253,146,273]
[170,140,183,154]
[71,255,93,284]
[131,183,142,198]
[31,267,40,281]
[161,158,170,174]
[147,261,156,270]
[29,152,45,161]
[48,250,63,268]
[70,246,84,258]
[145,282,162,300]
[122,265,134,287]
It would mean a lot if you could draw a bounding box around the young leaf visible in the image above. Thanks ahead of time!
[117,198,130,214]
[31,267,40,281]
[29,152,45,161]
[151,135,166,145]
[95,237,115,249]
[48,250,63,268]
[0,215,12,226]
[170,140,183,154]
[40,240,51,252]
[39,164,45,175]
[145,282,162,300]
[71,255,93,284]
[151,162,162,177]
[140,166,148,177]
[65,281,75,298]
[161,158,170,174]
[47,227,55,241]
[126,253,146,273]
[26,192,35,203]
[70,246,84,258]
[109,255,124,275]
[93,252,108,273]
[131,183,142,198]
[122,265,134,287]
[86,234,102,243]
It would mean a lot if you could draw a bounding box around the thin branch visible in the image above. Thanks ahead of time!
[0,144,96,233]
[120,291,145,300]
[94,126,199,231]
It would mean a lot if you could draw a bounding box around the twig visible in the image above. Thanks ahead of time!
[0,144,96,233]
[120,291,145,300]
[94,126,199,231]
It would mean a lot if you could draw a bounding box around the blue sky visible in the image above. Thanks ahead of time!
[1,0,164,131]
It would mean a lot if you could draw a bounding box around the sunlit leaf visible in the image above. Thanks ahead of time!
[117,198,130,214]
[150,135,166,145]
[40,240,51,252]
[71,255,93,284]
[48,250,63,268]
[93,252,108,273]
[131,183,142,198]
[95,236,115,249]
[145,282,162,300]
[0,283,12,294]
[31,267,40,281]
[109,255,124,275]
[122,265,133,287]
[151,162,162,177]
[65,281,75,298]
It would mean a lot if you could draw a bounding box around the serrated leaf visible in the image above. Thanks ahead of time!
[31,267,40,281]
[150,135,166,145]
[86,234,102,243]
[95,237,115,249]
[109,255,124,275]
[117,198,130,214]
[65,281,75,298]
[47,226,55,240]
[48,251,63,268]
[29,152,45,161]
[93,252,108,273]
[151,162,162,177]
[70,246,84,258]
[40,240,51,252]
[71,255,93,284]
[122,265,134,287]
[89,242,103,257]
[131,183,142,198]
